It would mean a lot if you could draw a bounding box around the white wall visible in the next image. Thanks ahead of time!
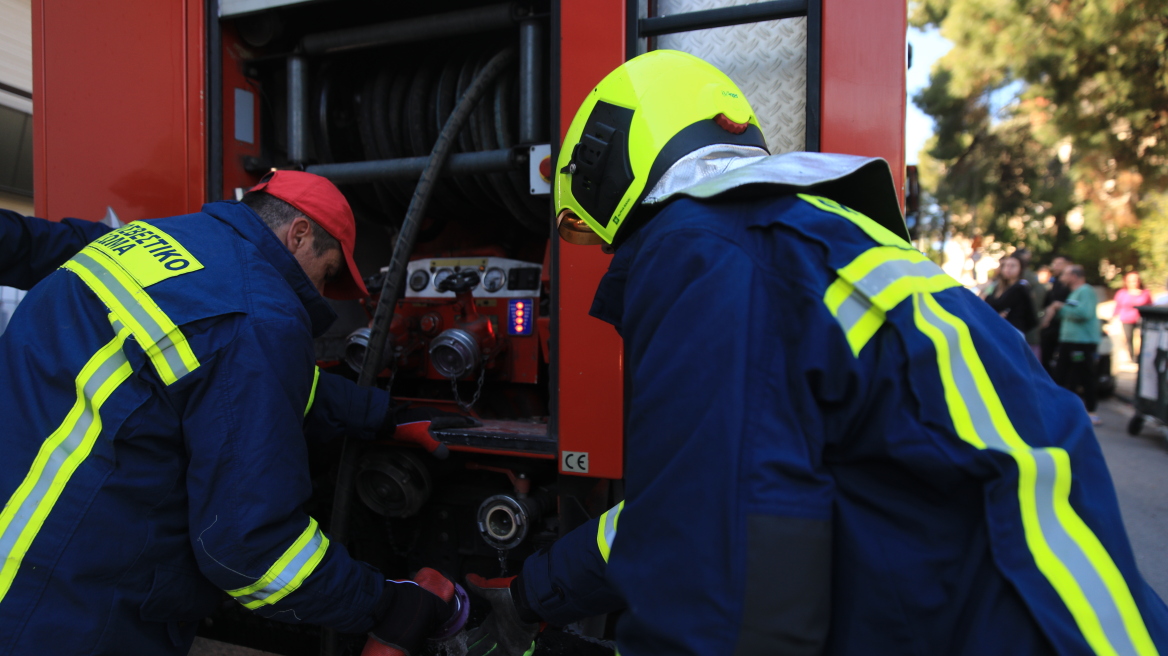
[0,0,32,331]
[0,0,32,115]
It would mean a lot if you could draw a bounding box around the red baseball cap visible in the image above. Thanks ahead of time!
[249,170,369,300]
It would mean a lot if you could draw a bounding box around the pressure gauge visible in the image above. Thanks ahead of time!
[408,269,430,292]
[432,267,454,291]
[482,267,507,293]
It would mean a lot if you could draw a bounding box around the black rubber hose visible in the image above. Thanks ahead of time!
[320,45,517,656]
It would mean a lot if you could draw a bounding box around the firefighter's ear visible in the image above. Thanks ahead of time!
[283,216,313,254]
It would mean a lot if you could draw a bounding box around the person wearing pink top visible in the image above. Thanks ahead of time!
[1113,271,1152,360]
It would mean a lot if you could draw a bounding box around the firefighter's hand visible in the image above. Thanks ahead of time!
[464,574,541,656]
[382,407,479,459]
[367,568,468,656]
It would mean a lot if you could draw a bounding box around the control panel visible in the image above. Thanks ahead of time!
[404,257,542,300]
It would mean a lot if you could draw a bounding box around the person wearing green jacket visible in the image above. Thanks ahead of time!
[1056,264,1101,423]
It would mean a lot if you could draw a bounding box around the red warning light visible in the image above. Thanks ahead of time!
[516,301,525,309]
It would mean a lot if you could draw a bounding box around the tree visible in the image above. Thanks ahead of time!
[912,0,1167,189]
[912,0,1167,279]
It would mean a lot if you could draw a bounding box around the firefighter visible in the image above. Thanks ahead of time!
[0,171,465,655]
[462,51,1168,655]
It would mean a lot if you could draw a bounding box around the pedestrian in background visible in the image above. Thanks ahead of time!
[984,254,1037,335]
[1040,255,1072,374]
[1015,248,1044,358]
[1056,264,1101,424]
[1112,271,1151,363]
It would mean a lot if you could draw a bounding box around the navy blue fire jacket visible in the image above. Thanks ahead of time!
[0,207,384,442]
[0,202,389,655]
[518,193,1168,655]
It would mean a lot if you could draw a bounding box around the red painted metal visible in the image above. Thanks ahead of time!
[819,0,907,209]
[32,0,206,222]
[556,0,626,480]
[390,297,542,385]
[449,446,557,460]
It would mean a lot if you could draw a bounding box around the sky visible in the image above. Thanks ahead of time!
[906,27,953,165]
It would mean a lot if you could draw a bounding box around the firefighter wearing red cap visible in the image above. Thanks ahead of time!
[0,171,464,655]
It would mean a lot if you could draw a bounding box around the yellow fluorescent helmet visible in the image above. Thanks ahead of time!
[555,50,768,245]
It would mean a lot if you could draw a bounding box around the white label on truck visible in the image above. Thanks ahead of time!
[561,451,589,474]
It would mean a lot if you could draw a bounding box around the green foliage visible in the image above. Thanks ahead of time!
[910,0,1168,283]
[912,0,1168,188]
[1058,229,1139,286]
[1134,191,1168,290]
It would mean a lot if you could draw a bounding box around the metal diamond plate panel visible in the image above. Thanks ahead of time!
[657,0,807,154]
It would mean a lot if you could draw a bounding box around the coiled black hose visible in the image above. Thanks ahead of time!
[321,46,518,656]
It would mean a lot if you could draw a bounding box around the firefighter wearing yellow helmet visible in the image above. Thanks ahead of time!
[463,51,1168,656]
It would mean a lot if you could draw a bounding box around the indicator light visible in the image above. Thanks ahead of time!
[507,299,535,335]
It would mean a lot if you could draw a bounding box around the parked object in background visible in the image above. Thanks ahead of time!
[1127,305,1168,437]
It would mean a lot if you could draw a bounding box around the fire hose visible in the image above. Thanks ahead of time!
[322,46,518,656]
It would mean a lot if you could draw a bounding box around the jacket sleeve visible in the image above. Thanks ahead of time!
[518,505,627,625]
[182,318,386,633]
[303,368,391,443]
[0,209,112,289]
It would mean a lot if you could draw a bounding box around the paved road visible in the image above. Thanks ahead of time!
[1098,366,1168,599]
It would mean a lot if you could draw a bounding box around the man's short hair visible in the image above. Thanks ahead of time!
[1066,264,1086,279]
[241,190,340,257]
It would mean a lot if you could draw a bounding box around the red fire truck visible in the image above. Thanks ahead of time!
[31,0,905,653]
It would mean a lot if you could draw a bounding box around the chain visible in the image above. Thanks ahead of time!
[452,366,486,411]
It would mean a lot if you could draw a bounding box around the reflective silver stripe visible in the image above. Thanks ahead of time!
[603,503,620,547]
[71,252,194,381]
[232,526,327,608]
[0,339,129,566]
[915,294,1140,656]
[851,258,945,301]
[834,289,875,336]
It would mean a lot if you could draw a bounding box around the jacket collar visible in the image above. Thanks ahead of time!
[588,220,655,336]
[202,201,338,337]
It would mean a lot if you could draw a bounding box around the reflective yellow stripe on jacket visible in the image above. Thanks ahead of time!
[227,517,330,609]
[304,366,321,417]
[62,249,200,385]
[814,195,1158,656]
[913,293,1156,656]
[596,501,624,563]
[0,320,134,602]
